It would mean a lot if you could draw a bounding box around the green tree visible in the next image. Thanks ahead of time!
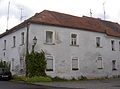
[26,50,46,77]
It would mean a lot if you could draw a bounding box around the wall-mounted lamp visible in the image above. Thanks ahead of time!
[32,36,37,52]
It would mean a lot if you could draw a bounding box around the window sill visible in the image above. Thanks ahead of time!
[72,68,79,70]
[11,46,16,48]
[3,49,6,50]
[46,69,53,71]
[98,68,103,69]
[44,43,55,45]
[96,46,103,48]
[112,68,117,71]
[70,45,79,47]
[20,44,25,46]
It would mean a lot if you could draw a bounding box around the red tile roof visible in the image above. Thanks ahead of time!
[1,10,120,38]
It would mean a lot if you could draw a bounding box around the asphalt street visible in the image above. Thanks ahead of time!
[0,81,75,89]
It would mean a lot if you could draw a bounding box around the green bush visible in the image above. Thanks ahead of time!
[26,50,46,77]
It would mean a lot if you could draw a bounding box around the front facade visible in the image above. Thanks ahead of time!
[0,10,120,79]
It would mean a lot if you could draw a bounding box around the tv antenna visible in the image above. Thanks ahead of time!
[6,1,10,30]
[103,2,106,20]
[90,9,92,17]
[20,8,26,22]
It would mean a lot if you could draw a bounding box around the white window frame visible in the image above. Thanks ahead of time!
[70,33,79,46]
[119,41,120,51]
[111,40,115,51]
[13,36,16,47]
[45,30,55,45]
[112,60,117,70]
[96,37,101,48]
[72,57,79,71]
[97,56,103,69]
[21,32,24,45]
[11,58,15,71]
[3,40,6,50]
[46,55,54,72]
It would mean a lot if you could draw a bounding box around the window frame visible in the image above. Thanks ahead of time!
[45,30,55,45]
[70,33,79,46]
[72,57,79,71]
[97,56,103,69]
[111,40,115,51]
[46,55,54,72]
[21,32,24,45]
[12,36,16,47]
[3,40,6,50]
[96,37,102,48]
[112,60,117,70]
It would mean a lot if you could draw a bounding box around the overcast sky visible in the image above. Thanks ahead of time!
[0,0,120,33]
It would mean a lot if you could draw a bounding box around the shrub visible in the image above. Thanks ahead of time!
[26,50,46,77]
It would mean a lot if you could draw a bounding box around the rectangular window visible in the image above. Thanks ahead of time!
[97,56,103,69]
[46,31,53,43]
[20,57,24,69]
[3,40,6,50]
[96,37,101,47]
[21,32,24,45]
[112,60,117,70]
[72,58,79,70]
[111,40,115,51]
[46,56,53,71]
[13,36,16,47]
[11,58,14,71]
[119,41,120,51]
[71,34,77,46]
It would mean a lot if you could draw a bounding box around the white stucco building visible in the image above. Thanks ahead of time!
[0,10,120,79]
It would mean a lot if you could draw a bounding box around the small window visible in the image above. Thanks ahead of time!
[46,56,53,71]
[72,57,79,70]
[3,40,6,50]
[46,31,53,44]
[97,56,103,69]
[112,60,117,70]
[96,37,101,47]
[21,32,24,45]
[20,57,24,69]
[11,58,15,71]
[111,40,115,51]
[119,41,120,51]
[13,36,16,47]
[71,34,77,46]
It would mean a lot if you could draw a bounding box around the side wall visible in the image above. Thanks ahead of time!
[0,27,27,75]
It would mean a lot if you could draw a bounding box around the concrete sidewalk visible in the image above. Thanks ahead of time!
[33,78,120,89]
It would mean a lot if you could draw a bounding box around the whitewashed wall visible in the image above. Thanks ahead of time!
[0,27,27,75]
[29,23,120,79]
[0,23,120,79]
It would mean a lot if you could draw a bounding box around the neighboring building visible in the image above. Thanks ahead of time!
[0,10,120,79]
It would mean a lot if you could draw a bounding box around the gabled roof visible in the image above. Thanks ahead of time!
[1,10,120,38]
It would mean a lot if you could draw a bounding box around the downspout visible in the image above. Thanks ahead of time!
[25,22,30,76]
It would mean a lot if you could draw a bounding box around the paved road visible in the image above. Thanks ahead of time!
[0,81,75,89]
[34,78,120,89]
